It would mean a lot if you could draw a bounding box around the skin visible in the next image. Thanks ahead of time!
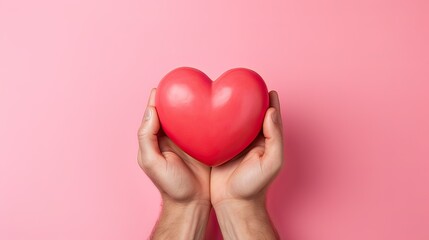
[138,88,284,240]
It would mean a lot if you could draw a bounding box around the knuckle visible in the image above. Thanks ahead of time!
[263,152,284,176]
[138,149,159,172]
[137,126,150,140]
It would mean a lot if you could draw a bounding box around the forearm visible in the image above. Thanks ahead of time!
[213,198,279,240]
[151,199,211,240]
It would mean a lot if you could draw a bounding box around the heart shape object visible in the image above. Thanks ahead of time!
[155,67,269,166]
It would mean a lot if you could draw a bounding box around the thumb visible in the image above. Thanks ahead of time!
[262,108,283,161]
[261,91,284,174]
[137,90,162,169]
[138,106,161,146]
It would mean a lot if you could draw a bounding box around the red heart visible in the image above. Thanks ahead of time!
[155,67,269,166]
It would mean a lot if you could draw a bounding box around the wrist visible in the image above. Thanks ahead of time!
[162,195,211,208]
[213,198,279,240]
[151,198,211,240]
[213,197,268,223]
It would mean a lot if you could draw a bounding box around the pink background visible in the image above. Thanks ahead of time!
[1,0,428,239]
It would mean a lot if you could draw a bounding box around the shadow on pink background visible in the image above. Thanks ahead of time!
[1,0,428,239]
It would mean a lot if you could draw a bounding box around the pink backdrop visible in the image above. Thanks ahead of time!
[1,0,428,239]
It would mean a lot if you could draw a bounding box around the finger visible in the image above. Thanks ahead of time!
[138,88,163,169]
[261,91,284,174]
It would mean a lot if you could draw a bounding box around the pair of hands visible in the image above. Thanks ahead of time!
[137,88,284,240]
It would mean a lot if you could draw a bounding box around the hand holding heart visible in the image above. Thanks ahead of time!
[137,69,283,239]
[137,88,211,204]
[210,90,284,207]
[137,87,284,205]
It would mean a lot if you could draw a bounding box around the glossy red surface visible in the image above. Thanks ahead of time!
[156,67,269,166]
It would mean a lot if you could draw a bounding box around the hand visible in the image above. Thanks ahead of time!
[137,88,211,240]
[210,91,284,240]
[211,90,284,204]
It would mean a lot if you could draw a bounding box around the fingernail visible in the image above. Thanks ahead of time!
[144,107,152,121]
[271,110,278,124]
